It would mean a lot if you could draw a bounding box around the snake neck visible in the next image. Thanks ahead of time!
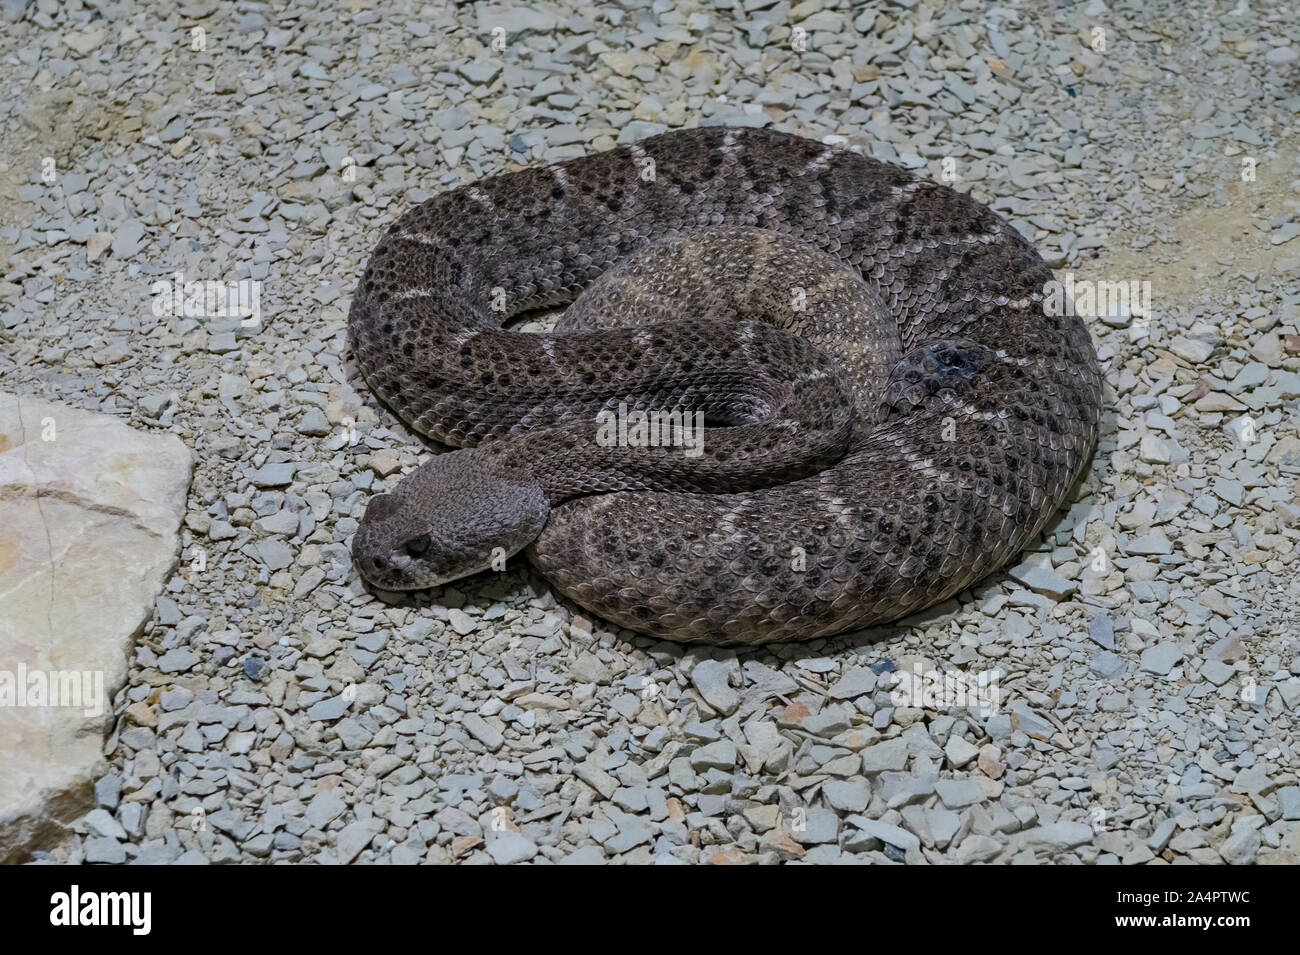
[474,405,858,506]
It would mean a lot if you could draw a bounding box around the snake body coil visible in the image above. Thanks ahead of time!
[348,127,1102,645]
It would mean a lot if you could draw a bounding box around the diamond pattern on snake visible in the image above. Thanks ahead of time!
[348,127,1103,646]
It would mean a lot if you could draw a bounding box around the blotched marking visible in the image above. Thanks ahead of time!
[824,494,858,532]
[800,147,833,177]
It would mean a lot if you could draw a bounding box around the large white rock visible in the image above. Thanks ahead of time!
[0,392,191,862]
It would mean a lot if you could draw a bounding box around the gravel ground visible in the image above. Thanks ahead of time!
[2,0,1298,864]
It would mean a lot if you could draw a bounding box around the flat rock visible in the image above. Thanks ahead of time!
[935,778,985,809]
[691,659,739,715]
[1169,336,1215,363]
[860,736,909,774]
[690,739,737,771]
[1277,786,1300,821]
[463,713,504,751]
[1088,613,1115,649]
[1006,561,1077,600]
[790,807,839,845]
[944,736,979,768]
[1090,651,1126,679]
[486,830,538,864]
[1023,821,1094,849]
[828,666,877,700]
[1139,642,1183,676]
[847,816,921,853]
[335,820,378,864]
[1125,534,1173,556]
[0,392,191,863]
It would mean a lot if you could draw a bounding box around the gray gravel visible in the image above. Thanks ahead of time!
[2,0,1298,864]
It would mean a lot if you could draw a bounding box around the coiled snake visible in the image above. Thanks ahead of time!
[348,127,1102,645]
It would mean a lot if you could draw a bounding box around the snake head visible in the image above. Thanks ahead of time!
[352,449,550,591]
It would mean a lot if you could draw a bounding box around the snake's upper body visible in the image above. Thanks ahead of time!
[348,126,1103,645]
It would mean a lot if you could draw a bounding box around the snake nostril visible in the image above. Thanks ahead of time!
[371,555,388,570]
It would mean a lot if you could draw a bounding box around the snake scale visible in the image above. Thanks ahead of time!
[348,126,1102,646]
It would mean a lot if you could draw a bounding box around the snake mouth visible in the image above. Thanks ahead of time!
[355,551,496,592]
[355,550,419,590]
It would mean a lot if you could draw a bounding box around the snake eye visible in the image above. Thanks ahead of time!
[404,534,431,556]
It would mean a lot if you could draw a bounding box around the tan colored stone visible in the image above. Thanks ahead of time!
[0,392,190,863]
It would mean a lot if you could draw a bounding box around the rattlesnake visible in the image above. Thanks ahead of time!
[348,127,1102,645]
